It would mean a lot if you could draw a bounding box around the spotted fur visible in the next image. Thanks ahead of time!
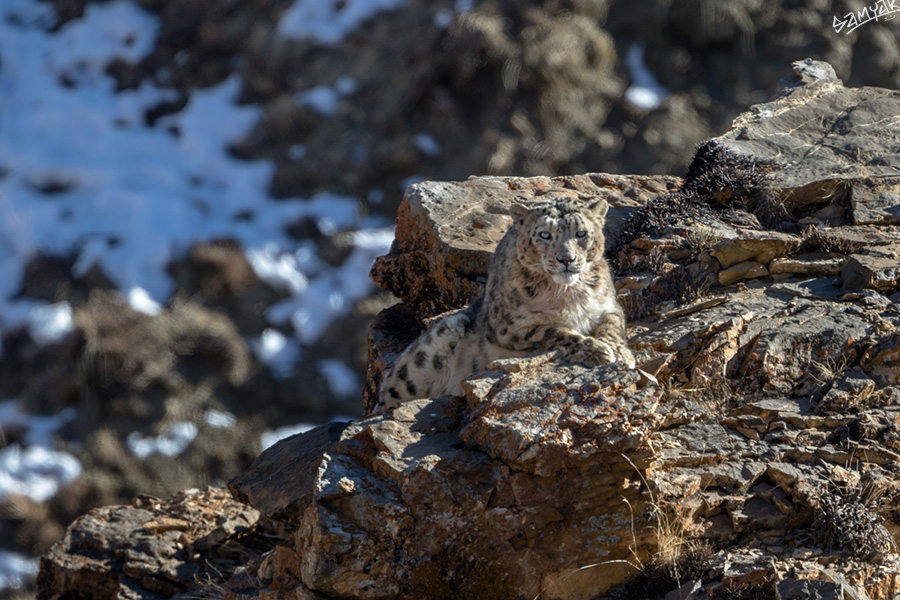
[379,196,635,410]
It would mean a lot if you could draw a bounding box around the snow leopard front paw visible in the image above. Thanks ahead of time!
[564,338,635,370]
[564,338,618,367]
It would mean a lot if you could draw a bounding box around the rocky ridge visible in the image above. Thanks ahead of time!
[37,61,900,599]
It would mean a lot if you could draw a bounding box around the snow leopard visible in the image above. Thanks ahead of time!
[380,196,635,409]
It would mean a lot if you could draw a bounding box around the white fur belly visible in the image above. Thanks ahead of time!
[555,290,619,335]
[541,286,619,335]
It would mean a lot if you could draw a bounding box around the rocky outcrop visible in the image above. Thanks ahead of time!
[366,172,679,412]
[39,61,900,600]
[15,0,900,588]
[36,488,268,600]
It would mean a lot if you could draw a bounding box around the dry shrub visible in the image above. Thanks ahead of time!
[623,265,712,322]
[812,470,896,560]
[794,223,858,255]
[598,540,712,600]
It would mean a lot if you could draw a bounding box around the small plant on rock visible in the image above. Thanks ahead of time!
[811,469,897,560]
[795,223,858,255]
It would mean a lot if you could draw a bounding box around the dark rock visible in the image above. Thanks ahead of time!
[167,239,287,336]
[363,302,423,414]
[775,578,842,600]
[842,253,900,291]
[228,421,350,522]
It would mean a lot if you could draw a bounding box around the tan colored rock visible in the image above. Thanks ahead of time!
[862,333,900,387]
[718,260,768,285]
[689,314,747,388]
[769,253,844,276]
[459,355,661,475]
[711,230,799,269]
[293,363,660,600]
[816,372,876,413]
[370,173,680,317]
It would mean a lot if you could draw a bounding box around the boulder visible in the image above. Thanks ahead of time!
[294,366,658,600]
[716,59,900,218]
[36,488,264,600]
[370,174,680,318]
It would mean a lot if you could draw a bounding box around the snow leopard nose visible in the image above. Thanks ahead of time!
[557,256,575,268]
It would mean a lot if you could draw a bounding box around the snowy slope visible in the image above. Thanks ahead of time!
[0,0,405,587]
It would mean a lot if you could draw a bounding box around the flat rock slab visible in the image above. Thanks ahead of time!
[715,59,900,217]
[851,177,900,225]
[712,230,799,268]
[842,253,900,291]
[228,421,350,522]
[371,173,679,316]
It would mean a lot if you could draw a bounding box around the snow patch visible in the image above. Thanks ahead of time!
[127,286,163,316]
[260,416,353,450]
[251,329,301,378]
[204,409,237,429]
[267,226,394,345]
[126,422,198,459]
[0,2,384,349]
[27,302,74,346]
[278,0,410,44]
[318,359,360,398]
[0,550,40,591]
[246,244,311,296]
[260,423,316,450]
[0,400,77,448]
[0,400,80,503]
[624,44,669,110]
[295,77,356,116]
[413,133,442,157]
[0,444,82,503]
[50,0,158,85]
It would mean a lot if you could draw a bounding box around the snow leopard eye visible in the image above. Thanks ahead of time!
[538,231,551,240]
[576,230,587,238]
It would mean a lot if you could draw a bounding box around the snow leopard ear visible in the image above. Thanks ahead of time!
[509,203,530,226]
[586,198,609,220]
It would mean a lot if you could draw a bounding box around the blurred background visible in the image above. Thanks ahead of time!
[0,0,896,596]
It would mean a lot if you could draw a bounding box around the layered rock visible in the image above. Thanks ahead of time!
[39,61,900,600]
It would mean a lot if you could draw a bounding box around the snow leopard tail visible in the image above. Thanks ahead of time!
[380,301,481,410]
